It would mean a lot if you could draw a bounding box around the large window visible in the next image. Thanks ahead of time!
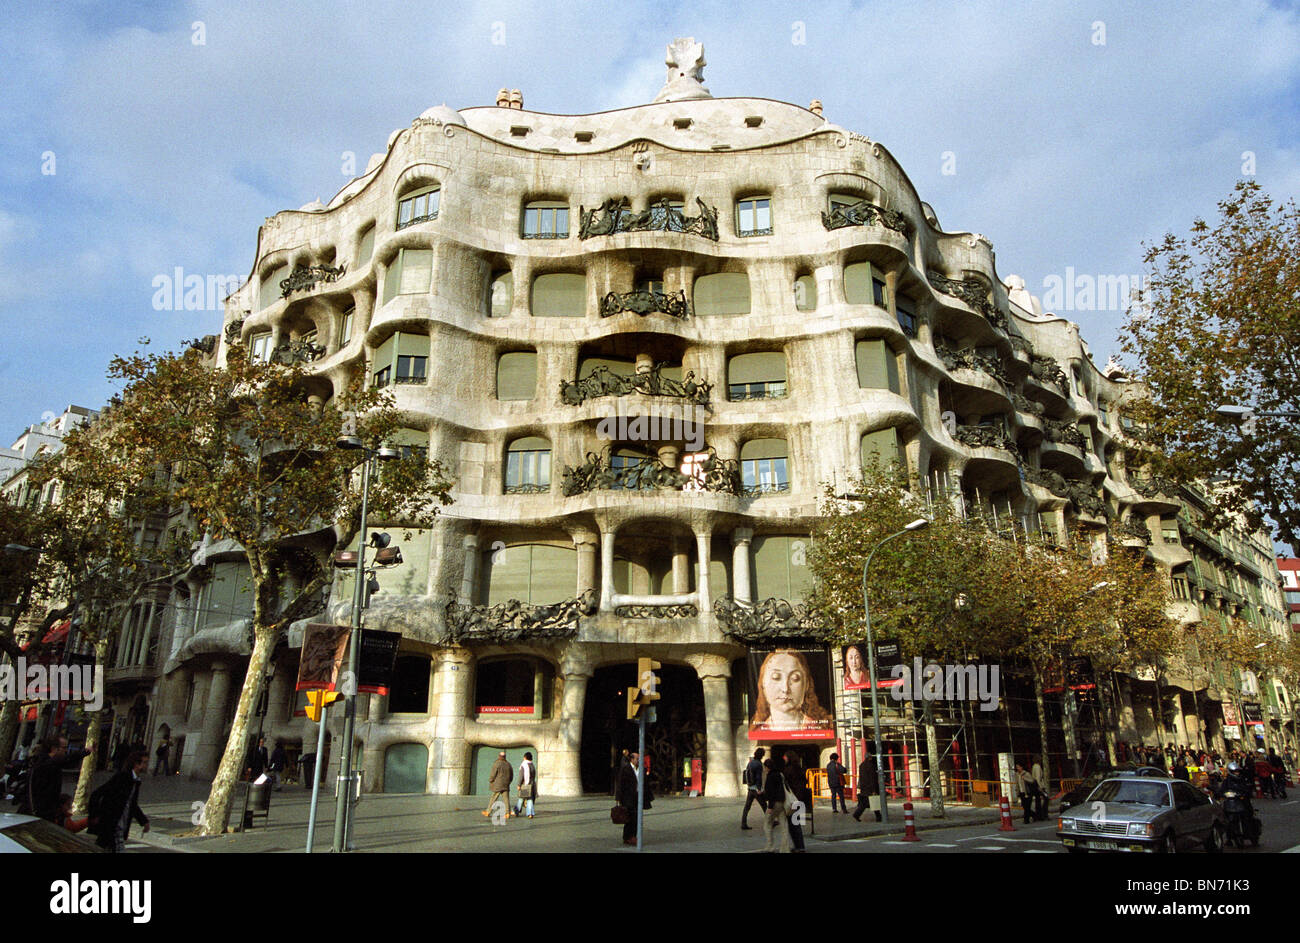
[356,225,375,266]
[896,294,917,337]
[522,201,569,239]
[481,543,576,605]
[497,351,538,401]
[382,248,433,304]
[250,332,272,362]
[337,307,355,348]
[854,339,900,394]
[488,271,513,317]
[794,275,817,312]
[389,655,431,714]
[505,436,551,493]
[860,427,902,472]
[844,262,887,307]
[531,273,586,317]
[750,535,812,602]
[258,264,287,310]
[728,352,787,401]
[396,186,440,229]
[736,196,772,237]
[371,332,430,388]
[694,273,751,316]
[740,439,789,493]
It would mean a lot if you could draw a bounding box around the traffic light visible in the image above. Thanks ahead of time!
[626,687,643,721]
[304,689,341,722]
[638,657,662,704]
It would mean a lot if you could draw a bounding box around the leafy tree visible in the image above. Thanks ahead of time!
[81,342,453,835]
[1120,181,1300,550]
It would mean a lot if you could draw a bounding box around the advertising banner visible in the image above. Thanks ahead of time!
[356,629,402,695]
[1242,700,1264,723]
[296,623,351,691]
[748,643,835,740]
[841,638,903,691]
[1223,703,1241,726]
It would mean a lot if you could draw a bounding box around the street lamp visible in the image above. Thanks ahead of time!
[837,503,930,826]
[1215,404,1300,423]
[331,436,400,854]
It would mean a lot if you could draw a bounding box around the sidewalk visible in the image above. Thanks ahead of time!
[120,773,1003,852]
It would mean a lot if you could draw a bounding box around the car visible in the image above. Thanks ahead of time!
[1057,776,1225,853]
[1059,766,1169,812]
[0,813,105,853]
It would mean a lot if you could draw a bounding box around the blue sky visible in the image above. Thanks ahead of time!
[1,0,1298,441]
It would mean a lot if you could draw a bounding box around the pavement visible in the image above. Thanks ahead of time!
[107,771,1006,853]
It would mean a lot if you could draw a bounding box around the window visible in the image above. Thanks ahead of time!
[844,262,887,307]
[1172,575,1191,600]
[736,197,772,237]
[750,535,812,602]
[694,273,751,316]
[855,339,900,394]
[382,248,433,304]
[794,275,817,311]
[728,352,787,401]
[1162,519,1179,543]
[338,307,355,347]
[481,544,575,605]
[389,655,431,714]
[396,186,440,229]
[522,201,569,239]
[505,437,551,493]
[258,264,287,310]
[250,332,272,362]
[497,351,538,401]
[860,428,901,471]
[488,271,513,317]
[356,225,375,265]
[1098,404,1111,428]
[371,332,431,389]
[1037,512,1060,546]
[740,439,789,493]
[896,295,917,337]
[531,273,585,317]
[828,193,859,214]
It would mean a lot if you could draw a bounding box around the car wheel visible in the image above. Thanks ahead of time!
[1161,831,1177,854]
[1204,824,1224,854]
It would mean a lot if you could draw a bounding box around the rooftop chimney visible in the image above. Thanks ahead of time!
[509,89,523,110]
[496,88,510,107]
[809,99,823,117]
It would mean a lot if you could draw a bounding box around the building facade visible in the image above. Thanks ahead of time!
[148,40,1292,794]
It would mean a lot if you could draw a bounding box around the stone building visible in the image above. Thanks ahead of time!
[149,39,1291,794]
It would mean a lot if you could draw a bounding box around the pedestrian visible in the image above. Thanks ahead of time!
[269,740,287,790]
[110,738,130,772]
[616,751,642,846]
[825,752,848,813]
[483,750,513,819]
[153,735,171,777]
[89,750,150,853]
[21,736,89,822]
[1014,763,1034,824]
[1031,755,1049,821]
[1172,755,1189,781]
[740,747,766,830]
[760,756,792,853]
[852,749,881,822]
[514,751,537,818]
[783,753,808,852]
[245,736,269,780]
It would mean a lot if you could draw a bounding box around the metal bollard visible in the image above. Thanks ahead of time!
[902,801,920,842]
[998,794,1016,831]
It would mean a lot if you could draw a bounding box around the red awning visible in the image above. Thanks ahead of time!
[20,620,70,652]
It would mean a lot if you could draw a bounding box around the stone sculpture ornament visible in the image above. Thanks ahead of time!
[614,604,699,619]
[712,596,824,641]
[280,263,346,298]
[653,37,712,103]
[579,197,719,241]
[821,198,913,238]
[558,362,712,407]
[443,588,599,643]
[600,288,692,320]
[560,446,744,497]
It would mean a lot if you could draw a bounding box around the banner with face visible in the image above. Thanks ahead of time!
[747,644,834,740]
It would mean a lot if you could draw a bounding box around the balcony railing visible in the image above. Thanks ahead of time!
[579,197,720,241]
[954,422,1014,452]
[443,589,599,643]
[821,198,913,238]
[728,382,787,402]
[558,362,712,407]
[271,339,327,365]
[927,272,1009,332]
[712,596,823,640]
[561,447,744,496]
[1043,418,1087,450]
[1022,467,1108,518]
[936,346,1011,388]
[600,289,691,320]
[1028,356,1071,397]
[280,263,346,299]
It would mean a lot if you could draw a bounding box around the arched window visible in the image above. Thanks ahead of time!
[531,273,585,317]
[794,275,817,311]
[740,439,789,493]
[497,351,537,401]
[396,185,440,229]
[488,271,513,317]
[694,273,750,316]
[505,437,551,493]
[844,261,887,307]
[522,201,569,239]
[356,224,375,265]
[728,352,787,401]
[735,196,772,236]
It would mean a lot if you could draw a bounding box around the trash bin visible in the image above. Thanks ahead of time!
[241,781,272,830]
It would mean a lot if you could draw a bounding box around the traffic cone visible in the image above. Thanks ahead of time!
[902,801,920,842]
[998,794,1016,831]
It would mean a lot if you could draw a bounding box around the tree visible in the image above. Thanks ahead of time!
[83,342,453,834]
[1120,181,1300,549]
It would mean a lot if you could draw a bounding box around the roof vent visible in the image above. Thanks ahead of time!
[510,125,530,137]
[673,117,693,130]
[574,130,594,142]
[744,115,763,128]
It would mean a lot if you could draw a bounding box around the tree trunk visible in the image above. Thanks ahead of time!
[1032,663,1050,776]
[196,625,275,835]
[924,702,944,817]
[1152,671,1169,750]
[1062,669,1081,778]
[0,690,19,767]
[72,633,112,817]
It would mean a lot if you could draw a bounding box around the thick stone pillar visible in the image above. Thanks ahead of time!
[430,648,472,794]
[694,528,712,614]
[265,667,292,743]
[461,534,479,602]
[193,661,231,779]
[731,527,753,603]
[573,531,599,596]
[671,537,690,594]
[600,529,617,612]
[689,654,739,797]
[549,648,592,797]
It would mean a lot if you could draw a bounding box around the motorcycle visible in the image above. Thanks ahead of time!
[1220,790,1261,848]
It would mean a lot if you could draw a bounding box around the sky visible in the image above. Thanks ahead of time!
[1,0,1298,444]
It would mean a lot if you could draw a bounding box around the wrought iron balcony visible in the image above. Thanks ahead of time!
[600,289,691,319]
[1011,392,1045,418]
[614,604,699,619]
[504,482,549,495]
[271,338,327,365]
[561,446,743,496]
[443,589,599,643]
[954,422,1014,452]
[1028,356,1071,397]
[1021,467,1108,518]
[1112,518,1152,544]
[1129,476,1180,500]
[558,362,712,407]
[578,197,719,241]
[1043,418,1087,450]
[280,263,346,299]
[821,198,912,238]
[927,272,1009,332]
[712,596,823,641]
[936,346,1011,388]
[728,382,787,402]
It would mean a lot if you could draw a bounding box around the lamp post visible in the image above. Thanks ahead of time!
[837,501,929,827]
[1215,404,1300,422]
[331,436,399,854]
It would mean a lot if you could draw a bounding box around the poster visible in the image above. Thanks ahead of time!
[748,643,835,740]
[296,623,351,691]
[356,629,402,695]
[841,640,902,691]
[1223,703,1241,726]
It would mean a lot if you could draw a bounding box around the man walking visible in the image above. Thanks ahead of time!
[269,740,287,790]
[153,735,171,777]
[617,751,646,846]
[1031,755,1049,821]
[826,752,848,812]
[23,736,90,822]
[483,750,513,819]
[852,749,881,822]
[89,750,150,853]
[741,747,766,829]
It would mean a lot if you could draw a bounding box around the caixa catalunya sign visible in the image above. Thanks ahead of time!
[478,706,535,714]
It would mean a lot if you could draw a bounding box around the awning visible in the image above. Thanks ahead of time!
[20,620,70,653]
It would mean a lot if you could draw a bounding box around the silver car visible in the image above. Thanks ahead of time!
[1056,775,1225,853]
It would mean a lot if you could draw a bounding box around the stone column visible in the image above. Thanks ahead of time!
[731,527,753,603]
[549,648,592,797]
[193,661,231,779]
[600,529,617,612]
[694,528,712,614]
[460,534,479,602]
[573,531,599,596]
[671,537,690,594]
[884,269,898,318]
[430,648,472,794]
[689,654,739,797]
[265,667,292,743]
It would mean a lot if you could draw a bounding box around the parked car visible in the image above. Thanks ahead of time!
[1059,766,1167,812]
[1057,776,1225,853]
[0,813,104,853]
